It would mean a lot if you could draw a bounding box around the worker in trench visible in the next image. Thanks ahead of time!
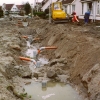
[72,12,79,23]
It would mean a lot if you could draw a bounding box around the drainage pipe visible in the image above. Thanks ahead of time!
[35,46,57,56]
[19,56,36,64]
[39,46,57,51]
[19,56,42,68]
[22,36,40,40]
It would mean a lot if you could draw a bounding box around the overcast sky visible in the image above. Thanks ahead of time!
[0,0,43,5]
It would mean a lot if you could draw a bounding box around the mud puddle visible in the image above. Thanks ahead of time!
[24,81,82,100]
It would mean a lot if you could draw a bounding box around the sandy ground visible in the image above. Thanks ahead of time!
[0,17,100,100]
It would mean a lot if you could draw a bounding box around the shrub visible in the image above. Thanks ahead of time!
[45,8,49,14]
[33,12,46,19]
[0,10,3,18]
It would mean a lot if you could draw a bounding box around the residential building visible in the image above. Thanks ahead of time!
[42,0,48,6]
[79,0,100,22]
[4,4,18,14]
[16,5,25,15]
[2,3,24,15]
[62,0,81,16]
[41,0,60,11]
[34,2,42,12]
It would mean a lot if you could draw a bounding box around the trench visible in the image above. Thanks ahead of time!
[20,33,83,100]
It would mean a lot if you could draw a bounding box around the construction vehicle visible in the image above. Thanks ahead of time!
[51,2,70,23]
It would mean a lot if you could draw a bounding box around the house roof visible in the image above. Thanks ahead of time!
[36,2,42,4]
[80,0,86,1]
[5,4,14,10]
[42,0,48,3]
[16,5,24,10]
[62,0,74,4]
[42,0,48,6]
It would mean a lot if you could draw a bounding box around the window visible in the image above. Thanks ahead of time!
[97,5,99,14]
[97,1,100,15]
[65,5,67,13]
[87,2,92,14]
[72,5,75,12]
[54,3,61,10]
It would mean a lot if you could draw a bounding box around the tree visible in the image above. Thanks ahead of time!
[45,8,49,14]
[0,6,3,17]
[24,2,31,15]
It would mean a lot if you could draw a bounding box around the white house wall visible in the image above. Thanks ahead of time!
[72,0,82,16]
[11,4,19,12]
[92,1,100,21]
[41,0,58,11]
[68,5,71,14]
[67,5,71,14]
[63,0,82,15]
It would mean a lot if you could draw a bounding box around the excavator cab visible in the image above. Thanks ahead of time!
[51,2,69,23]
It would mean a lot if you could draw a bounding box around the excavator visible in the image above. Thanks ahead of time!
[51,1,70,23]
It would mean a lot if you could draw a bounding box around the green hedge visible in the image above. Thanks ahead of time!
[33,12,46,19]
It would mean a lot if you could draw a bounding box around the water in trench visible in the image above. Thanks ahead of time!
[24,81,82,100]
[26,41,49,70]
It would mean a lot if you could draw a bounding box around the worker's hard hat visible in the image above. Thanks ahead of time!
[72,12,76,15]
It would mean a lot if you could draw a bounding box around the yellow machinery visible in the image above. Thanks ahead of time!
[51,2,69,23]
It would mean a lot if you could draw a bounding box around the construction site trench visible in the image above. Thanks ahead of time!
[0,17,100,100]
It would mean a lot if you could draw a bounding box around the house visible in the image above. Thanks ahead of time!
[34,2,42,12]
[41,0,59,11]
[4,4,19,14]
[42,0,48,6]
[79,0,100,22]
[61,0,100,22]
[16,5,24,11]
[16,5,25,15]
[41,0,100,21]
[2,3,24,15]
[62,0,81,16]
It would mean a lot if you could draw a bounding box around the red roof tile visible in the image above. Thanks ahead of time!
[16,5,24,10]
[5,4,14,10]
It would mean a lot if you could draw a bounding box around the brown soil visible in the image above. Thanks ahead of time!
[0,17,100,100]
[31,18,100,100]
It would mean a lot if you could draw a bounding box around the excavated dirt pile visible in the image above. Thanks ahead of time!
[31,19,100,100]
[0,17,100,100]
